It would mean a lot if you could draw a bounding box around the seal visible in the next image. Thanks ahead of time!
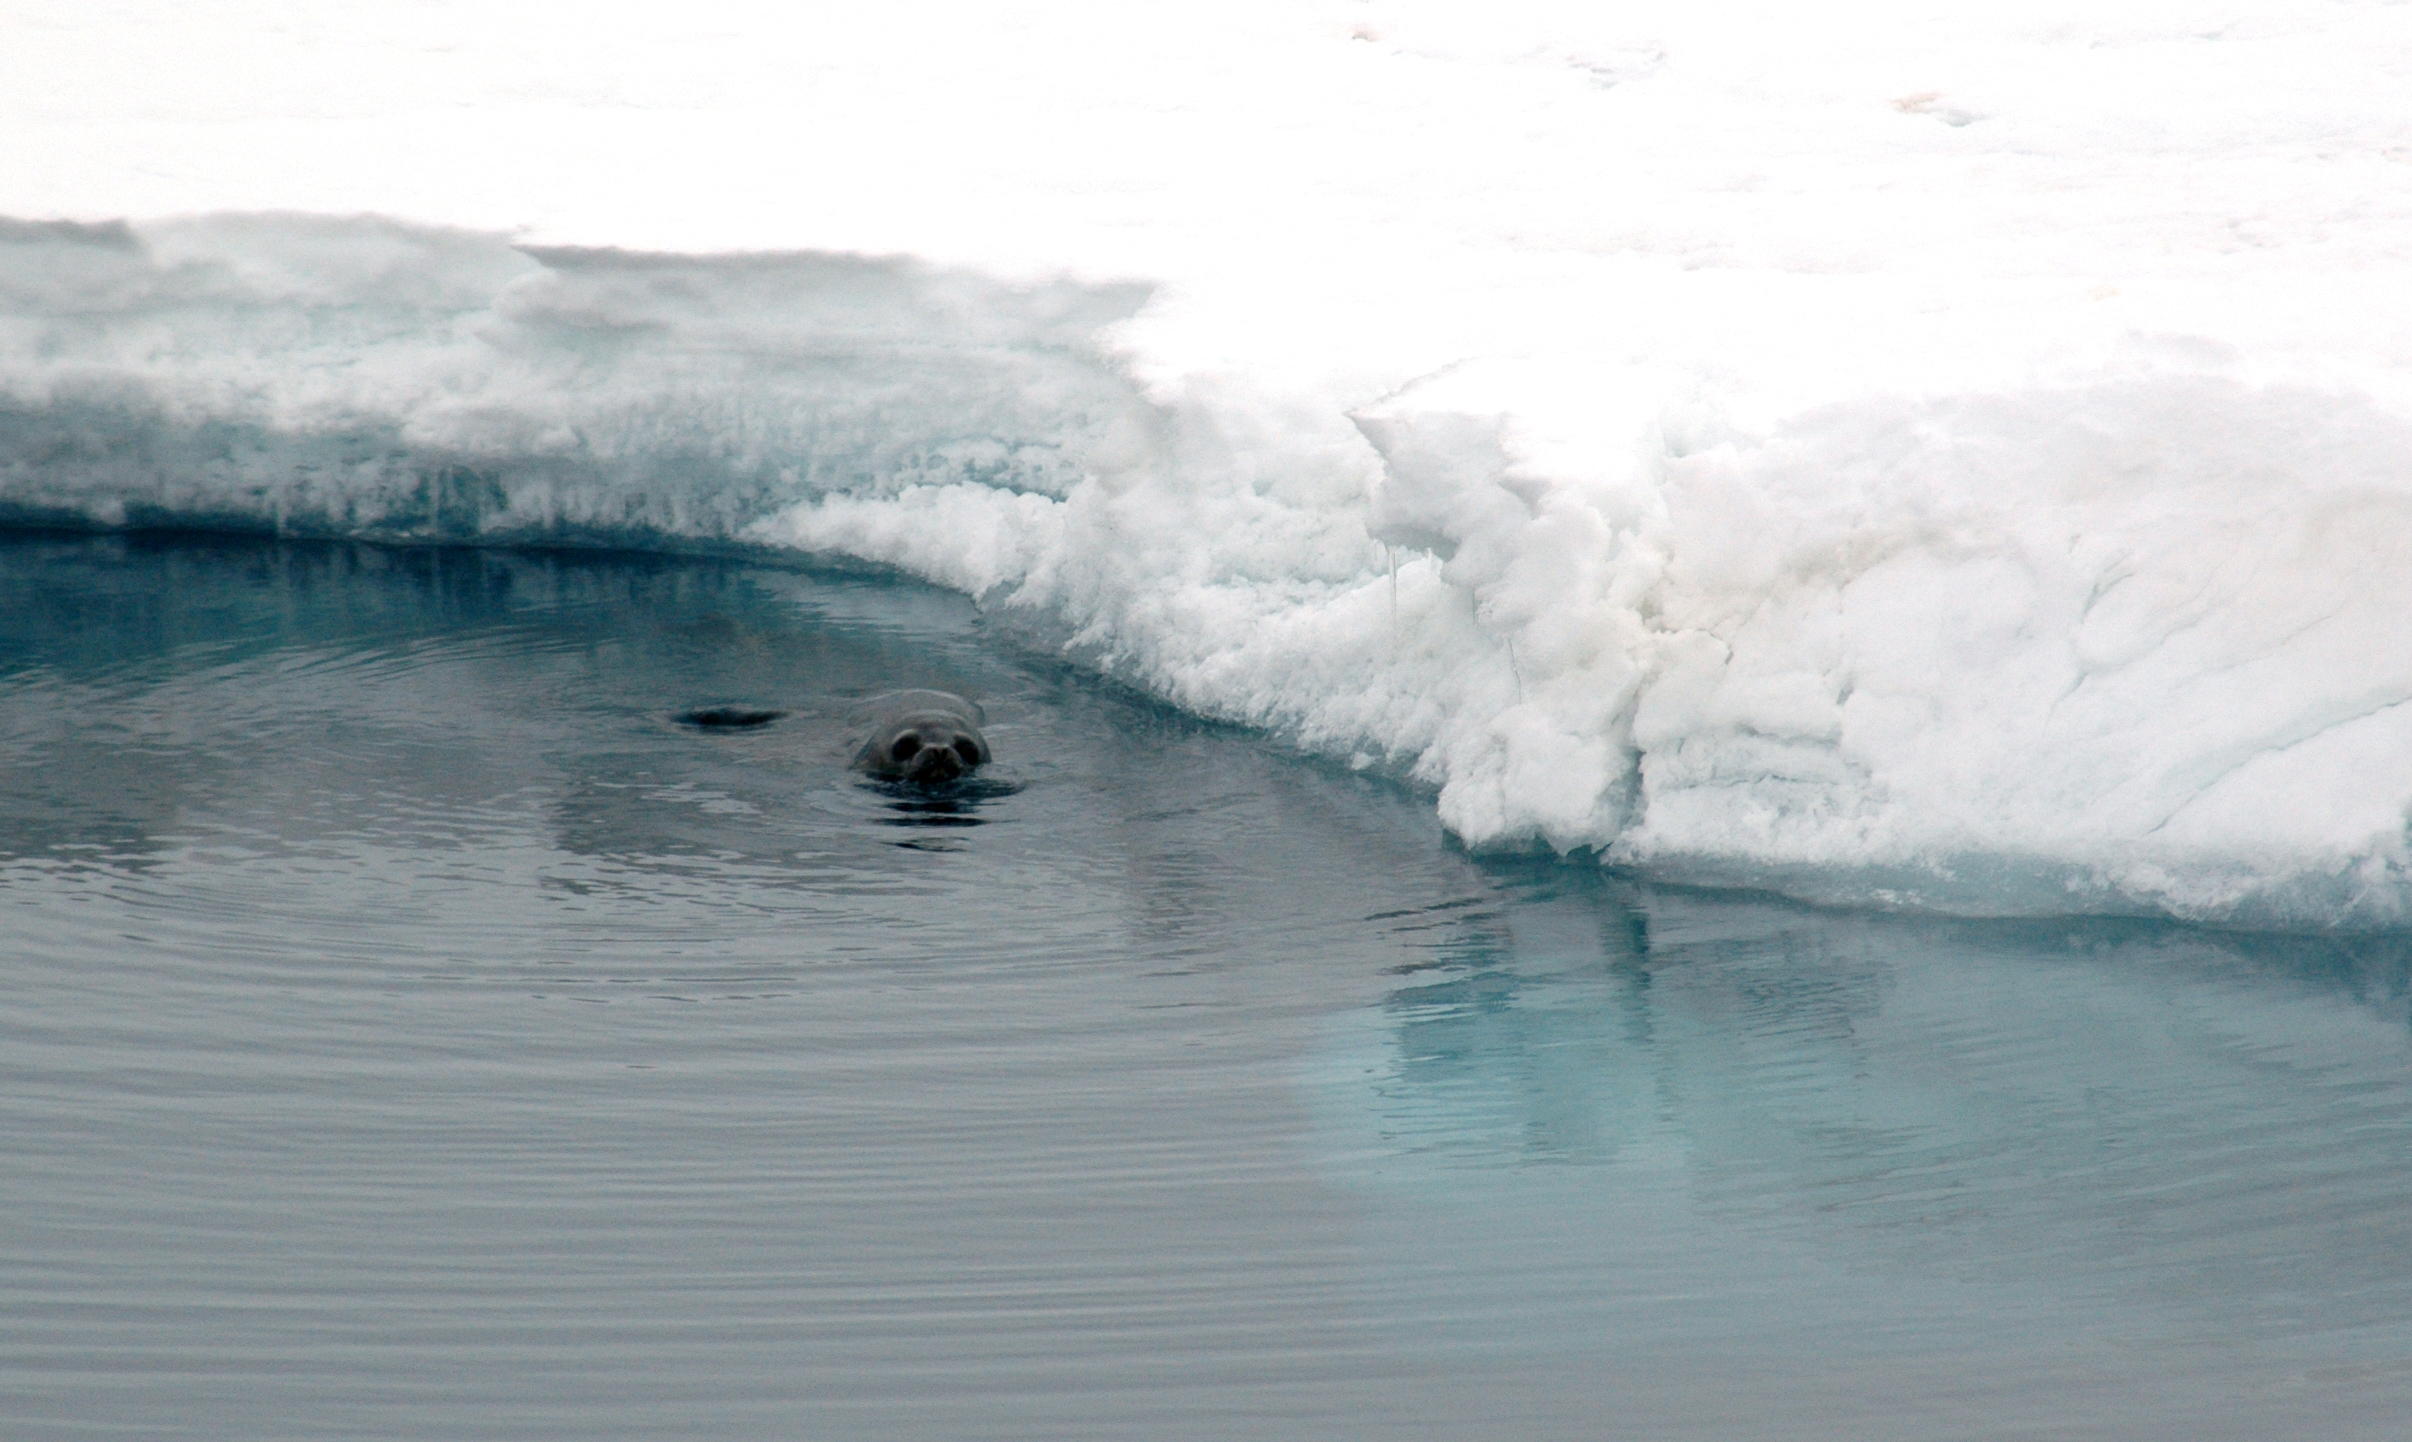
[850,690,992,785]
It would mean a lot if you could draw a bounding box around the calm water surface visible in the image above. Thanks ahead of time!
[5,533,2411,1439]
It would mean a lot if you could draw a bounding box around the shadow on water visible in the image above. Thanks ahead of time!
[0,532,532,869]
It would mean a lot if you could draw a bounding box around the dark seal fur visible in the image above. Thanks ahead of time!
[850,691,992,785]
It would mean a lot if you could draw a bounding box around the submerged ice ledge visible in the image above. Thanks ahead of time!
[6,212,2412,931]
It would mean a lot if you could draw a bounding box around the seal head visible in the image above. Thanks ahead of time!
[851,690,991,785]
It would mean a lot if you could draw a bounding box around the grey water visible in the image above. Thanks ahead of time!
[5,531,2412,1441]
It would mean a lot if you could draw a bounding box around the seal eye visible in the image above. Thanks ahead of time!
[890,736,922,763]
[953,738,982,768]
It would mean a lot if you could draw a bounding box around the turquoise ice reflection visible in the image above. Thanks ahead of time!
[1307,876,2412,1433]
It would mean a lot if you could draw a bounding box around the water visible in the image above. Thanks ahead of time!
[6,531,2412,1439]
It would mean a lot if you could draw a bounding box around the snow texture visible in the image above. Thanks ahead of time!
[6,1,2412,926]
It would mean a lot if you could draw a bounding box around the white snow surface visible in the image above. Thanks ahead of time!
[7,1,2412,925]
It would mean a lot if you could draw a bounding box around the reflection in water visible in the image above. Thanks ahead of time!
[867,775,1019,831]
[1319,872,2412,1421]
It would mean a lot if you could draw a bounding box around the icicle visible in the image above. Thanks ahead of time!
[1387,546,1399,633]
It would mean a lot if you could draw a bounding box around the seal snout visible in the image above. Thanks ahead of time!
[891,729,980,784]
[851,691,992,785]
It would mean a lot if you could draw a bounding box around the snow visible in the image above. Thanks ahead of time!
[6,1,2412,924]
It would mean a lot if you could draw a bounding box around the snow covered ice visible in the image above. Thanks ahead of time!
[6,0,2412,925]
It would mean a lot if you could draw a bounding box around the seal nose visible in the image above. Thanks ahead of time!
[907,739,963,783]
